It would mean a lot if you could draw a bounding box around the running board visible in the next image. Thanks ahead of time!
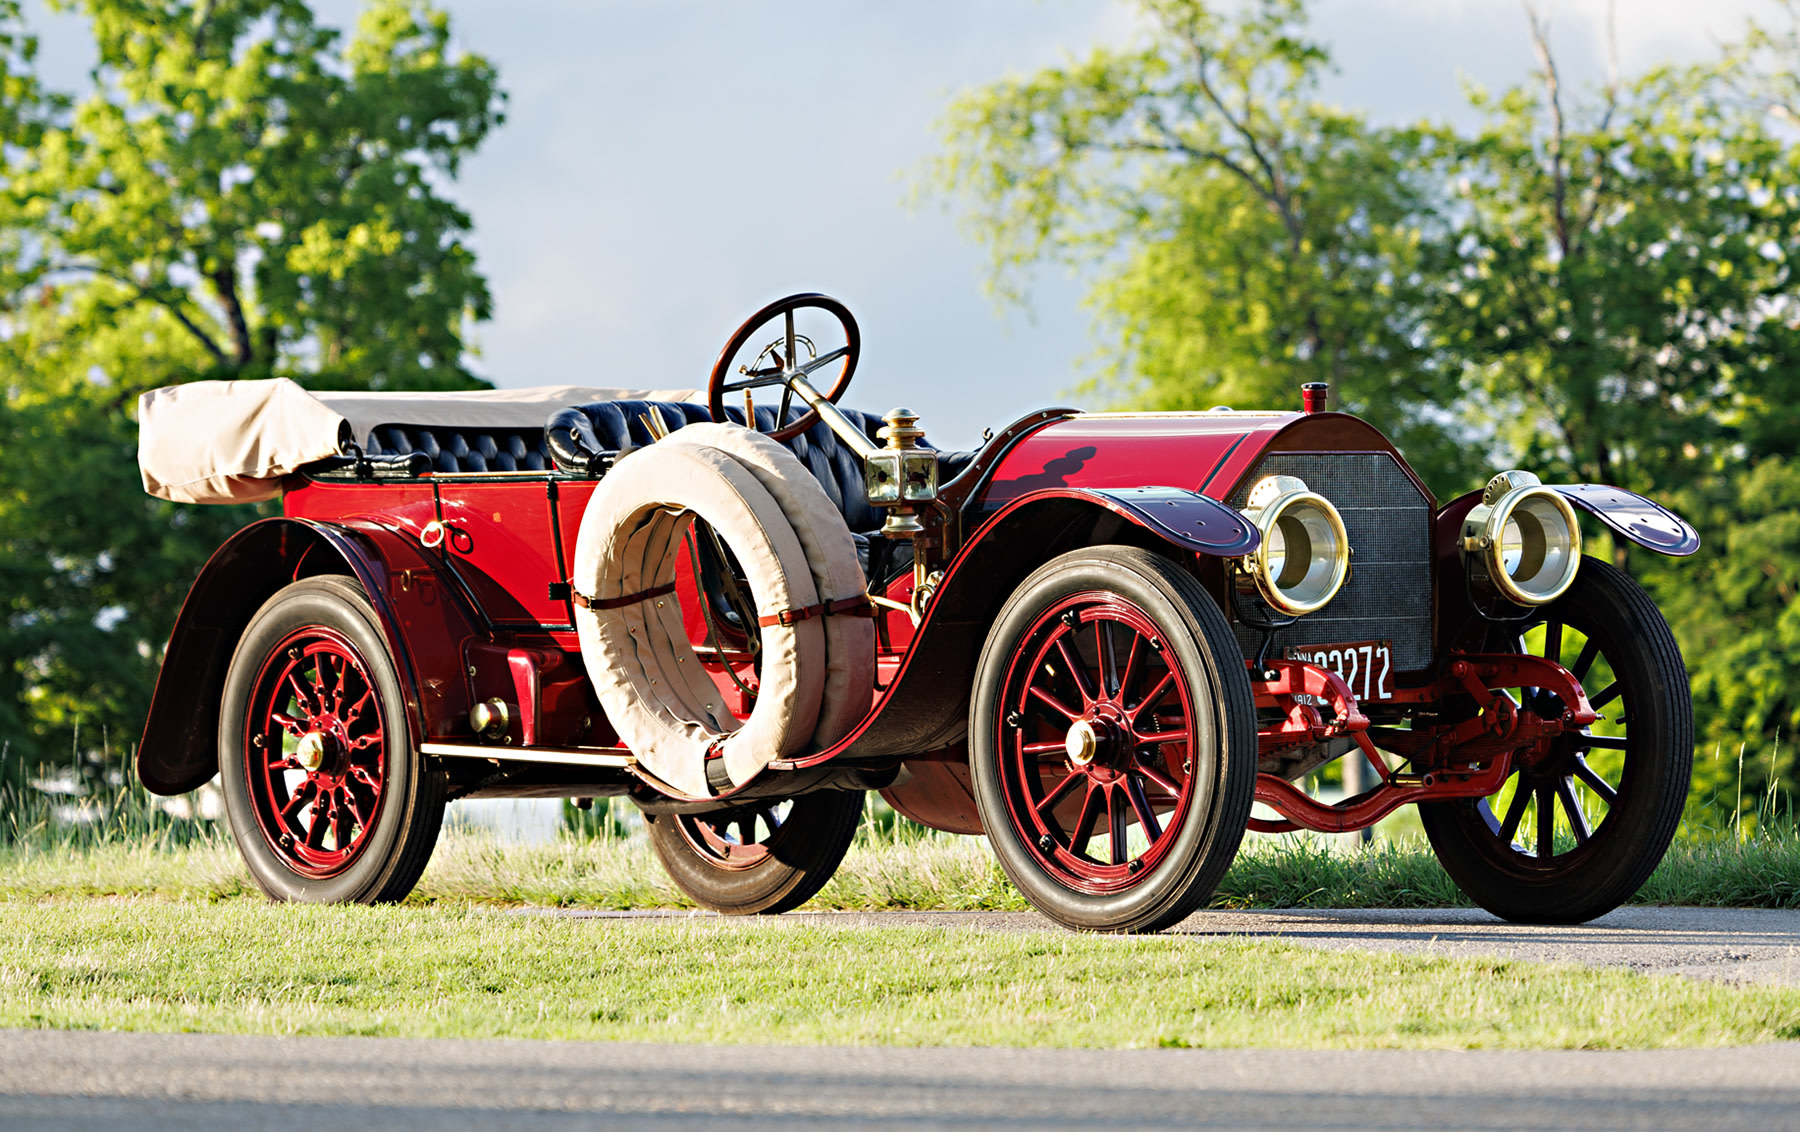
[421,742,636,769]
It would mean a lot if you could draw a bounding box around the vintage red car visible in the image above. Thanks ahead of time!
[135,293,1699,932]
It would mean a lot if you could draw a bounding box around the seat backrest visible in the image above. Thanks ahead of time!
[550,400,892,532]
[364,423,551,474]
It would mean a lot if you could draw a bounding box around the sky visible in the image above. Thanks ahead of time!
[24,0,1785,449]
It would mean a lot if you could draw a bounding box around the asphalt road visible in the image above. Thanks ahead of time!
[5,906,1800,1129]
[4,1030,1800,1130]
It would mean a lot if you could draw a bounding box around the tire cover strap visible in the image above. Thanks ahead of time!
[757,594,875,628]
[571,582,677,611]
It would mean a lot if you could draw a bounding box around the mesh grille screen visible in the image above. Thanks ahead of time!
[1226,452,1433,671]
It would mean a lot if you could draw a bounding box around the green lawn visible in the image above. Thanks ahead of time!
[3,900,1798,1048]
[4,826,1798,911]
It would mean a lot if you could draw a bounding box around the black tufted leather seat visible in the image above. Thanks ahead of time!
[364,423,551,474]
[549,400,974,585]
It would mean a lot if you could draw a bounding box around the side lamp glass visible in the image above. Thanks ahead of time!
[1236,474,1351,617]
[1460,470,1582,606]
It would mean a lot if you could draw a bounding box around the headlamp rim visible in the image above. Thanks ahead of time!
[1241,479,1351,617]
[1468,482,1583,607]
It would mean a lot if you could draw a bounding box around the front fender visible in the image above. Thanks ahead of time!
[1434,484,1699,561]
[1550,484,1700,557]
[816,487,1252,763]
[135,517,476,795]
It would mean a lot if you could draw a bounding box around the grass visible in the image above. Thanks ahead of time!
[5,819,1800,910]
[3,900,1798,1048]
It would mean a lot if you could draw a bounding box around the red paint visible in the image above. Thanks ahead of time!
[242,626,389,876]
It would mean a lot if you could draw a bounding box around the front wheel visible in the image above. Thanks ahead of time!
[970,546,1258,933]
[1419,559,1692,923]
[219,577,446,904]
[645,789,863,914]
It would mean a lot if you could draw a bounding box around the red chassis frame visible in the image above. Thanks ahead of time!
[135,402,1657,837]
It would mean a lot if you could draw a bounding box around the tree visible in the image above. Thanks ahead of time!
[930,0,1474,493]
[0,0,504,785]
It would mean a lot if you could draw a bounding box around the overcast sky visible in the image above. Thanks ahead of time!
[26,0,1783,448]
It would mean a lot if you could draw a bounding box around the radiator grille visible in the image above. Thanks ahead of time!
[1226,452,1433,672]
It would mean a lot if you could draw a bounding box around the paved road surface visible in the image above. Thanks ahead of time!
[3,1030,1800,1130]
[6,907,1800,1129]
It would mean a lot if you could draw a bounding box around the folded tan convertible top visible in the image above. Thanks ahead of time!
[137,377,700,505]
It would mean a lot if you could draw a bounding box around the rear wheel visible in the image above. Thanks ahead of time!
[970,546,1257,933]
[219,577,446,904]
[1419,559,1692,923]
[645,789,862,914]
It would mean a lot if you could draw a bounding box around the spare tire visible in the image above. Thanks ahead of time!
[662,424,874,749]
[571,428,873,798]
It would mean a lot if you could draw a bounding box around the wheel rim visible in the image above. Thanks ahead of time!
[995,592,1199,895]
[676,799,797,871]
[243,627,389,877]
[1472,612,1631,871]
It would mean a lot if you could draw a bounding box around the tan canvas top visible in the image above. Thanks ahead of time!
[137,378,701,505]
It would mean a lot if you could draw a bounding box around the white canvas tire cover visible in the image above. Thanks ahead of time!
[573,441,825,799]
[663,423,875,749]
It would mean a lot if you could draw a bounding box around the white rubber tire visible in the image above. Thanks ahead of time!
[573,440,825,798]
[662,424,874,749]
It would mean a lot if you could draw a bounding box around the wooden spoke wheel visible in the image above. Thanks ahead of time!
[970,546,1257,933]
[1420,559,1692,923]
[220,577,446,904]
[645,789,862,914]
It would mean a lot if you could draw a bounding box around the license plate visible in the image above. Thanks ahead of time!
[1284,640,1394,701]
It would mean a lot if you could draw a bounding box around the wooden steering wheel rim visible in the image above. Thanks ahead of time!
[707,293,860,443]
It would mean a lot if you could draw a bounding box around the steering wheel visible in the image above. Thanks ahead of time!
[708,293,860,443]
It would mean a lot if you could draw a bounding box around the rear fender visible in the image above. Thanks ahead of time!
[834,487,1255,761]
[135,517,480,795]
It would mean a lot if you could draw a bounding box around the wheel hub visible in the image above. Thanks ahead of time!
[1065,720,1101,765]
[295,730,334,772]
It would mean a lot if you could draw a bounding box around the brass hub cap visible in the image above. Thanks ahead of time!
[1065,720,1101,766]
[295,730,331,772]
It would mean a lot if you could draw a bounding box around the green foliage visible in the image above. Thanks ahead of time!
[0,0,503,780]
[930,0,1475,492]
[934,0,1800,823]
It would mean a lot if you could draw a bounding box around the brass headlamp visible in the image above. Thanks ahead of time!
[1460,470,1581,607]
[1236,475,1351,617]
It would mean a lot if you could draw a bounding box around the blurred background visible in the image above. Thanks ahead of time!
[3,0,1796,843]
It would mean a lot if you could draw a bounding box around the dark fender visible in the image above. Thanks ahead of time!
[1434,484,1700,561]
[815,486,1255,765]
[135,517,482,796]
[1550,484,1700,557]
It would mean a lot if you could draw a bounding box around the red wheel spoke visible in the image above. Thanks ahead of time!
[1571,755,1618,805]
[1095,620,1118,698]
[348,731,383,752]
[1556,777,1592,845]
[1116,632,1143,707]
[278,779,315,824]
[285,673,314,714]
[1129,672,1174,723]
[1068,785,1104,861]
[1054,637,1096,705]
[342,688,375,723]
[1135,759,1181,797]
[269,712,307,737]
[1125,775,1162,842]
[1028,685,1081,722]
[304,795,332,848]
[1033,768,1085,819]
[1021,739,1066,756]
[1496,785,1530,844]
[1132,728,1189,749]
[1107,788,1130,866]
